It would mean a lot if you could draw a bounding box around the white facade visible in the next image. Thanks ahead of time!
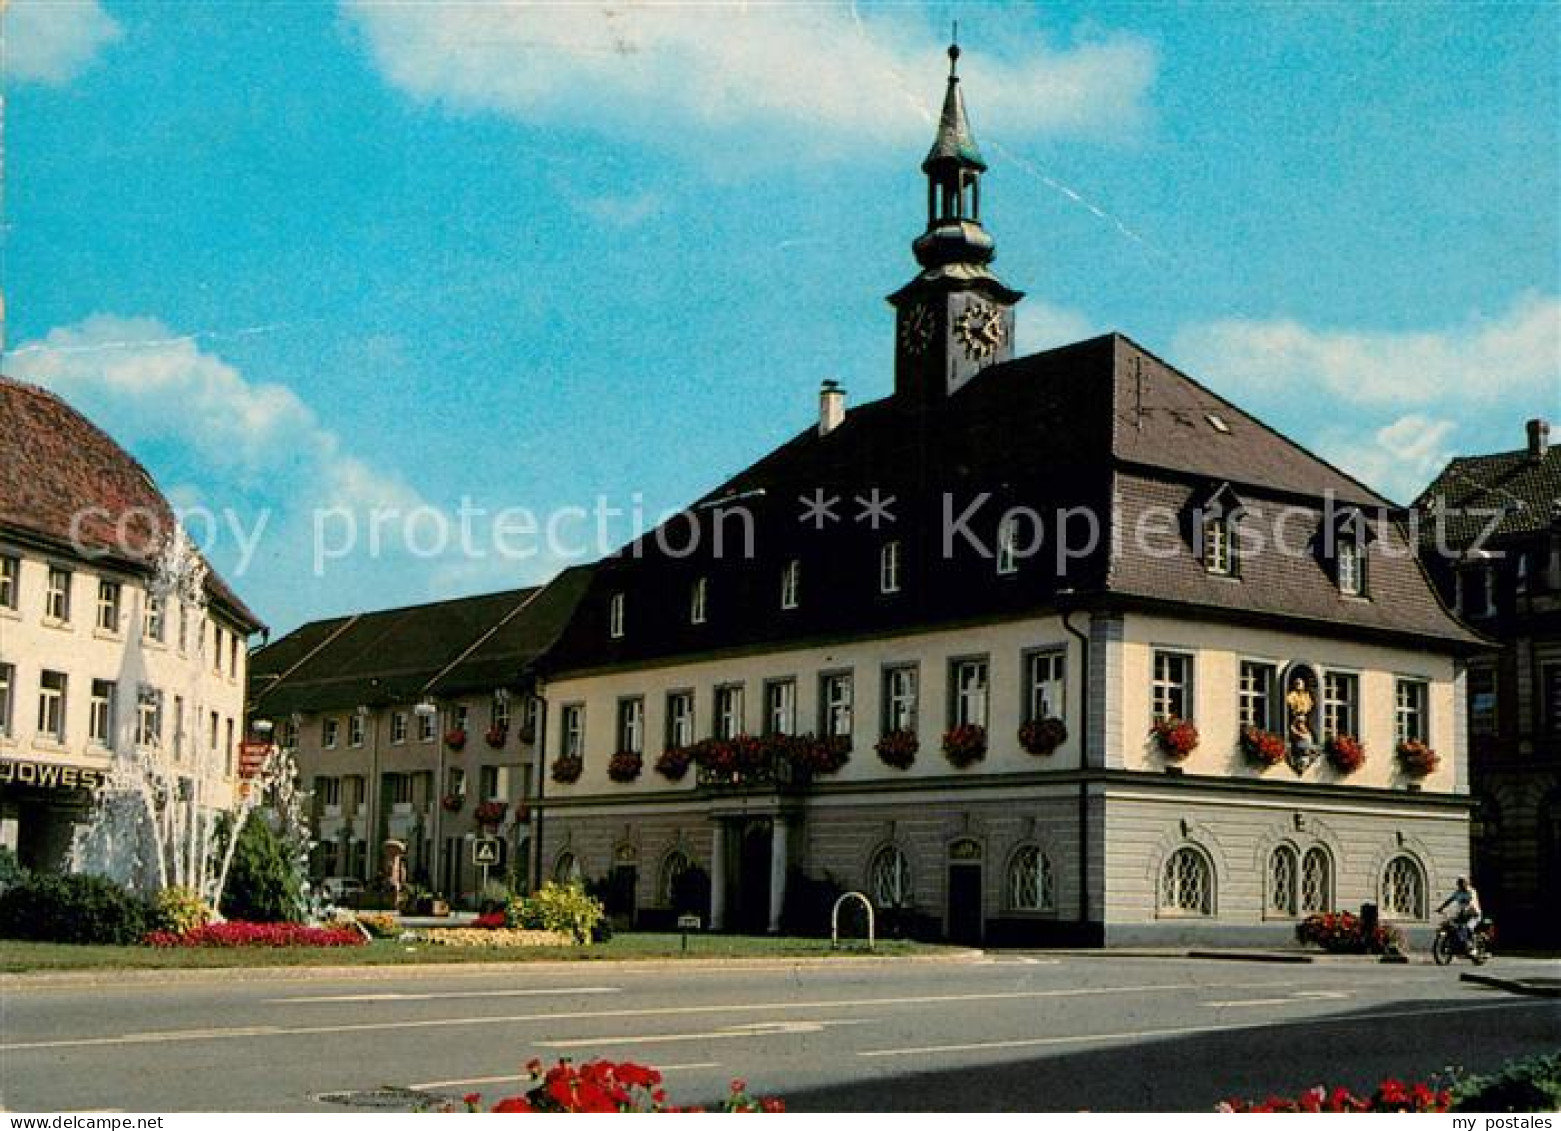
[0,540,250,870]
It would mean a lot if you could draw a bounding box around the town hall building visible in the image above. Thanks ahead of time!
[528,47,1485,946]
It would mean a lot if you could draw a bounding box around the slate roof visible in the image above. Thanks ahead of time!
[249,568,593,716]
[0,375,263,631]
[1414,442,1561,548]
[545,332,1480,675]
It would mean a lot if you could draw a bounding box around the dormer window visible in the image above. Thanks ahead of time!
[1337,537,1364,596]
[1191,483,1245,578]
[608,592,625,639]
[1322,506,1375,597]
[880,540,902,594]
[780,560,800,610]
[689,577,708,625]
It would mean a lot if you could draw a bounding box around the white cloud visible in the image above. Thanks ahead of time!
[1315,414,1459,505]
[1173,292,1561,410]
[342,2,1155,160]
[5,314,421,513]
[2,0,120,85]
[1015,299,1096,354]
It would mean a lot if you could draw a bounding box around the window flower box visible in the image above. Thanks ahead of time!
[551,754,583,784]
[485,725,508,749]
[608,750,643,783]
[474,799,508,826]
[874,728,918,770]
[440,792,464,813]
[1325,733,1366,774]
[655,746,692,781]
[444,728,468,751]
[942,724,987,769]
[1396,739,1440,776]
[1239,725,1286,768]
[1018,716,1068,757]
[1151,717,1199,760]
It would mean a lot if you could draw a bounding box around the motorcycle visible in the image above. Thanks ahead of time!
[1431,916,1494,965]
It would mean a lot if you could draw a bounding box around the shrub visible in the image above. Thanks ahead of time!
[145,921,365,948]
[152,885,214,935]
[0,846,29,890]
[0,873,150,944]
[668,864,710,917]
[220,813,304,924]
[780,866,845,936]
[1451,1052,1561,1112]
[505,881,605,944]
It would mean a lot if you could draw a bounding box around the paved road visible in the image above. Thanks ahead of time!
[2,955,1557,1112]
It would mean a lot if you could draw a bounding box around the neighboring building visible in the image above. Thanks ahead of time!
[1414,418,1560,946]
[246,569,590,903]
[0,376,263,872]
[530,50,1486,945]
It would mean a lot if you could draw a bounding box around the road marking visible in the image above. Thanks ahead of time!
[858,999,1554,1059]
[1204,990,1353,1007]
[412,1063,720,1090]
[265,987,622,1004]
[538,1019,869,1050]
[0,981,1262,1053]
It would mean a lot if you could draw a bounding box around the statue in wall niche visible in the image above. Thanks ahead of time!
[1286,678,1315,748]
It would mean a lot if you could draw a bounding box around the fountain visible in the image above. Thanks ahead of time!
[71,527,310,914]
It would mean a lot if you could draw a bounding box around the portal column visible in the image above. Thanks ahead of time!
[767,818,789,934]
[709,821,727,931]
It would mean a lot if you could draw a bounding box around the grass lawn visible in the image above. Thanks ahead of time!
[0,932,950,973]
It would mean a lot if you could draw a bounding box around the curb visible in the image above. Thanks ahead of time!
[1459,972,1561,999]
[1186,950,1315,964]
[0,948,986,990]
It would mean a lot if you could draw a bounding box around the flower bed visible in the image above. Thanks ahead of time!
[145,921,367,948]
[655,746,691,781]
[875,728,918,770]
[551,754,584,784]
[1151,717,1199,759]
[1218,1079,1449,1113]
[353,911,400,938]
[1018,716,1067,757]
[607,750,643,783]
[414,927,573,948]
[1294,910,1404,954]
[1325,733,1366,773]
[1239,726,1286,767]
[446,1059,783,1113]
[942,724,987,768]
[1396,739,1440,776]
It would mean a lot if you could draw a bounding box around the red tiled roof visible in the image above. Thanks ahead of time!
[0,375,263,632]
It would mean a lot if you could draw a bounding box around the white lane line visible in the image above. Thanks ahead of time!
[538,1019,870,1050]
[1203,997,1311,1008]
[0,981,1247,1053]
[412,1063,720,1089]
[265,987,621,1004]
[859,998,1554,1059]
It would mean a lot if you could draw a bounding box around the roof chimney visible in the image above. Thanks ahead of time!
[1527,418,1550,460]
[819,379,846,436]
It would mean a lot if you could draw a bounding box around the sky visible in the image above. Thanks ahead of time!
[3,1,1558,637]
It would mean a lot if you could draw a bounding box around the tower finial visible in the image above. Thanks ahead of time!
[949,22,960,76]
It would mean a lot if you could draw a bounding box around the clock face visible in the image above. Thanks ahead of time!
[899,304,936,355]
[955,301,1006,360]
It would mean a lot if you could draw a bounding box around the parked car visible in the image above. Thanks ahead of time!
[319,877,365,906]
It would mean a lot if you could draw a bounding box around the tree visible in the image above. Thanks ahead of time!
[219,811,303,923]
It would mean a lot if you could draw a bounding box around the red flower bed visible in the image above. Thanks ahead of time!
[1219,1079,1450,1113]
[607,750,643,783]
[1396,739,1440,776]
[1239,726,1286,767]
[473,910,506,929]
[551,754,583,784]
[1018,716,1068,757]
[451,1058,783,1113]
[145,921,366,948]
[1326,733,1366,773]
[1295,910,1404,955]
[875,728,918,770]
[1150,717,1199,759]
[942,724,988,768]
[655,746,692,781]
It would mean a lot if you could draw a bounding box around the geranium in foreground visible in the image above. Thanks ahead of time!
[448,1058,783,1113]
[1218,1079,1450,1113]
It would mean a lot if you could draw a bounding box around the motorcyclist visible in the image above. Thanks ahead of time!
[1436,876,1482,951]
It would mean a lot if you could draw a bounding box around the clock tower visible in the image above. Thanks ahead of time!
[889,44,1023,403]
